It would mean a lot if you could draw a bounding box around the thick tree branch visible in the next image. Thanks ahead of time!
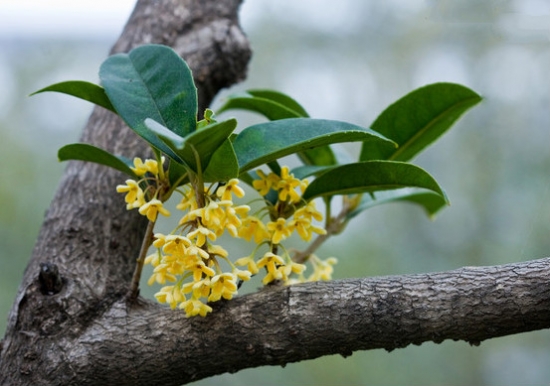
[0,0,250,384]
[1,1,549,385]
[9,256,550,385]
[68,257,550,385]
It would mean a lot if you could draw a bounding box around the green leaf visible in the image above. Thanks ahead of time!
[291,165,335,179]
[219,90,335,166]
[58,143,136,177]
[247,89,310,117]
[99,44,197,155]
[145,118,237,174]
[360,83,482,162]
[234,118,394,173]
[218,89,309,120]
[167,160,190,188]
[218,93,303,121]
[203,139,239,182]
[143,118,185,153]
[31,81,116,113]
[347,189,448,220]
[302,161,448,202]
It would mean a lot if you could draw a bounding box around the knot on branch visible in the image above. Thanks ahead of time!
[39,262,64,295]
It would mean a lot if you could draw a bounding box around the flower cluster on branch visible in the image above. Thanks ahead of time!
[118,158,336,317]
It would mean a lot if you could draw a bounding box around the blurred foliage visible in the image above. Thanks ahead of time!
[1,1,550,385]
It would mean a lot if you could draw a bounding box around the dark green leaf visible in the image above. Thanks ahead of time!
[143,118,184,153]
[31,81,116,113]
[167,160,190,188]
[299,146,336,166]
[247,89,310,117]
[219,90,335,166]
[360,83,482,162]
[302,161,448,202]
[291,165,335,179]
[234,118,394,173]
[218,89,309,120]
[218,93,303,120]
[99,44,197,155]
[347,189,448,220]
[203,139,239,182]
[145,118,237,174]
[58,143,136,177]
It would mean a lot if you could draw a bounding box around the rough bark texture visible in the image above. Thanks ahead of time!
[0,0,251,384]
[1,0,550,385]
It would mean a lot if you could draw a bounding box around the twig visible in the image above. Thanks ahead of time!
[127,220,156,301]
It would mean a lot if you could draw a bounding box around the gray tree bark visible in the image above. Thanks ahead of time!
[1,0,549,385]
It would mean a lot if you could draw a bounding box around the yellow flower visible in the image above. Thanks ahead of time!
[160,253,185,276]
[238,216,270,243]
[294,200,324,222]
[288,217,326,242]
[223,204,249,237]
[279,261,306,282]
[207,244,228,258]
[187,278,212,299]
[257,252,285,284]
[148,264,177,285]
[138,199,170,222]
[130,157,163,176]
[208,273,238,301]
[162,235,192,256]
[179,298,213,317]
[190,260,216,281]
[308,256,338,281]
[277,166,301,203]
[252,169,280,196]
[200,201,225,231]
[234,255,259,275]
[116,179,145,209]
[216,178,245,201]
[154,285,185,309]
[144,252,161,267]
[176,189,197,212]
[233,268,252,282]
[152,233,168,249]
[187,226,216,247]
[267,217,292,244]
[186,243,210,260]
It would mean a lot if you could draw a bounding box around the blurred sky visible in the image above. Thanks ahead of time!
[3,0,549,40]
[0,0,136,39]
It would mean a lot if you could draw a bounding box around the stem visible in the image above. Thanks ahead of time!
[127,220,156,301]
[292,202,350,264]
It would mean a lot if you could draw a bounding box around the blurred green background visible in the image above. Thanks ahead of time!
[1,1,549,385]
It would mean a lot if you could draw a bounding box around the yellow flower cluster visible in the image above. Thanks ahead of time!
[117,158,337,317]
[116,157,170,222]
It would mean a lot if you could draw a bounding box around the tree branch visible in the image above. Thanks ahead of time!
[0,0,250,384]
[2,1,549,385]
[68,257,550,385]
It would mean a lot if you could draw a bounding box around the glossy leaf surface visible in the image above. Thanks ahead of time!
[360,83,482,162]
[347,188,448,220]
[302,161,448,202]
[219,90,335,166]
[99,45,197,156]
[31,81,116,113]
[145,118,237,174]
[219,89,309,119]
[202,139,239,182]
[58,143,136,177]
[234,118,394,173]
[291,165,335,180]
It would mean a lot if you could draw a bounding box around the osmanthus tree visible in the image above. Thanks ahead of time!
[0,1,549,385]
